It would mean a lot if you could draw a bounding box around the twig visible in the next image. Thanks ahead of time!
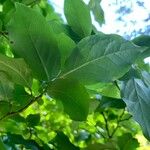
[110,110,132,138]
[102,112,111,138]
[0,93,43,122]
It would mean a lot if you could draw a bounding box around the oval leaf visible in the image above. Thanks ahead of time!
[48,78,90,121]
[64,0,92,37]
[62,34,142,84]
[121,79,150,140]
[7,3,60,81]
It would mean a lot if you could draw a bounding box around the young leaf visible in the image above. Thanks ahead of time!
[7,3,60,81]
[62,34,143,84]
[64,0,92,37]
[0,54,32,87]
[48,78,90,121]
[121,79,150,140]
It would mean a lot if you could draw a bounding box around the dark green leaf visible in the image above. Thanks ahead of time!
[4,133,51,150]
[62,34,142,84]
[12,85,31,111]
[53,132,79,150]
[121,79,150,140]
[132,35,150,47]
[26,114,40,127]
[64,0,92,37]
[48,78,90,121]
[7,3,60,81]
[117,133,139,150]
[98,96,126,109]
[132,35,150,59]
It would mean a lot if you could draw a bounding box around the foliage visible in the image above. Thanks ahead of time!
[0,0,150,149]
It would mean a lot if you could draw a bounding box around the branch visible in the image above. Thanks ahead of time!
[0,93,43,122]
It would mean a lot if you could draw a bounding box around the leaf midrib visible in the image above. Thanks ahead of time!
[61,48,131,78]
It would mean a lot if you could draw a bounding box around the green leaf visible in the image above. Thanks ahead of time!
[0,54,32,87]
[132,35,150,47]
[4,133,51,150]
[0,101,10,118]
[26,114,40,127]
[48,78,90,121]
[141,71,150,87]
[121,79,150,140]
[132,35,150,59]
[7,3,60,81]
[117,133,139,150]
[54,132,79,150]
[84,142,118,150]
[0,72,31,118]
[98,96,126,110]
[62,34,142,84]
[12,85,31,111]
[0,138,7,150]
[88,0,105,26]
[64,0,92,37]
[57,33,76,67]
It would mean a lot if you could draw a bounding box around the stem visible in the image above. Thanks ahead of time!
[110,109,132,138]
[102,112,111,138]
[0,93,43,122]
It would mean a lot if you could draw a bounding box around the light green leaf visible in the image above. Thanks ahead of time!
[62,34,142,84]
[64,0,92,37]
[88,0,105,26]
[7,3,60,81]
[121,79,150,140]
[0,54,32,87]
[48,78,90,121]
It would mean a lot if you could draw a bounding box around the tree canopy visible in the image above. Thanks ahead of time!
[0,0,150,149]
